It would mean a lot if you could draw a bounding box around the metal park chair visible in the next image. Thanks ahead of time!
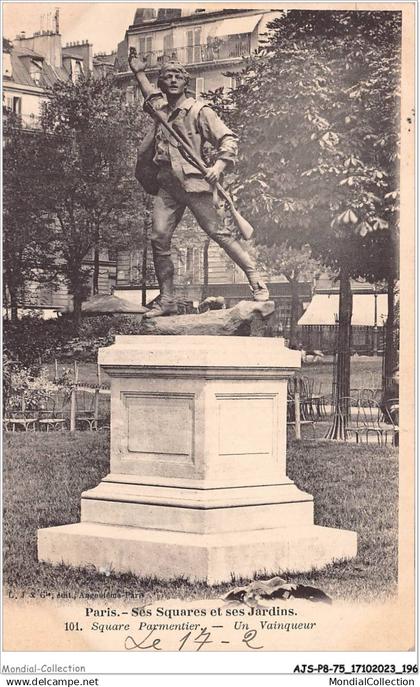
[382,398,399,447]
[308,381,328,419]
[290,376,329,422]
[354,388,382,404]
[3,410,38,432]
[3,399,37,432]
[37,395,68,432]
[94,390,111,431]
[337,396,363,444]
[75,389,98,431]
[359,398,398,446]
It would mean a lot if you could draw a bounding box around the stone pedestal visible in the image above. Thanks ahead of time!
[38,335,357,583]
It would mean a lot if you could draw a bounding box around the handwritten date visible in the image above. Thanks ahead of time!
[124,627,263,651]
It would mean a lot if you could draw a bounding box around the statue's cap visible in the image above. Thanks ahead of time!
[158,60,190,80]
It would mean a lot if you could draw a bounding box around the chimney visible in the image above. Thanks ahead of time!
[20,29,62,68]
[63,40,93,74]
[54,8,60,34]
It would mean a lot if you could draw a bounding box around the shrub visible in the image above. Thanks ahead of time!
[3,353,20,411]
[3,314,75,368]
[55,315,146,361]
[3,313,146,366]
[5,365,69,412]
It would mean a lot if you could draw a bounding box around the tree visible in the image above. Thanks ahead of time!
[3,115,58,321]
[207,10,400,436]
[255,243,322,347]
[37,75,150,328]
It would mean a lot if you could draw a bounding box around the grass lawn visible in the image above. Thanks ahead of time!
[3,431,397,603]
[300,355,383,396]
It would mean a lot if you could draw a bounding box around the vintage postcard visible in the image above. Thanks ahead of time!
[1,0,416,678]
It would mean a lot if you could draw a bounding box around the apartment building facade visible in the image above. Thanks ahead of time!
[125,7,277,95]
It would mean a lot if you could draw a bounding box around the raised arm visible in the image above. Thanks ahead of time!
[128,48,155,100]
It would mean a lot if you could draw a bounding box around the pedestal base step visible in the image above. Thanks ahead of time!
[38,522,357,584]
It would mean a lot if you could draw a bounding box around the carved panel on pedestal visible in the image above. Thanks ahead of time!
[216,394,277,458]
[121,392,195,463]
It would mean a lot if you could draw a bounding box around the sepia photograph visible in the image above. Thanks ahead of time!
[1,0,415,669]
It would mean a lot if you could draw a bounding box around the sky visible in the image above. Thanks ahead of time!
[2,2,239,54]
[2,3,145,54]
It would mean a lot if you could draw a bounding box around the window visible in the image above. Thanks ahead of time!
[195,77,204,97]
[186,247,193,274]
[186,27,202,63]
[6,95,22,114]
[163,32,174,60]
[30,59,42,85]
[138,35,153,65]
[13,96,22,114]
[72,60,83,82]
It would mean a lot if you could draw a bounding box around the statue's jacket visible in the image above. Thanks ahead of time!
[135,91,238,195]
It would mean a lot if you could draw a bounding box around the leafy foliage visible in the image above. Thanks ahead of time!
[255,242,323,345]
[255,242,322,284]
[3,315,73,368]
[34,75,150,325]
[209,10,400,282]
[57,315,148,360]
[207,10,401,412]
[5,366,66,411]
[3,313,150,368]
[3,116,58,318]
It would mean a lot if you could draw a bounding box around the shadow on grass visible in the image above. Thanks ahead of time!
[3,432,398,603]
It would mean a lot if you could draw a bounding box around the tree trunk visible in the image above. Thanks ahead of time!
[288,277,301,349]
[383,276,398,393]
[382,218,399,395]
[141,243,148,307]
[325,268,353,440]
[93,245,100,295]
[8,283,19,323]
[72,291,83,332]
[202,238,210,301]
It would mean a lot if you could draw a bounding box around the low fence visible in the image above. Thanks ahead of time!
[67,385,110,431]
[299,325,385,355]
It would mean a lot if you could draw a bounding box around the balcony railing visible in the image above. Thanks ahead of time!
[141,36,252,69]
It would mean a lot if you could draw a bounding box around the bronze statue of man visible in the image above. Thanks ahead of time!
[128,50,269,318]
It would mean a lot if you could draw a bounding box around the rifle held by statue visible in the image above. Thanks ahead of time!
[144,100,254,241]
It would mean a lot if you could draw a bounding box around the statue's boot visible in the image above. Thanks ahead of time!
[250,280,270,302]
[143,298,178,318]
[219,237,270,302]
[144,250,178,319]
